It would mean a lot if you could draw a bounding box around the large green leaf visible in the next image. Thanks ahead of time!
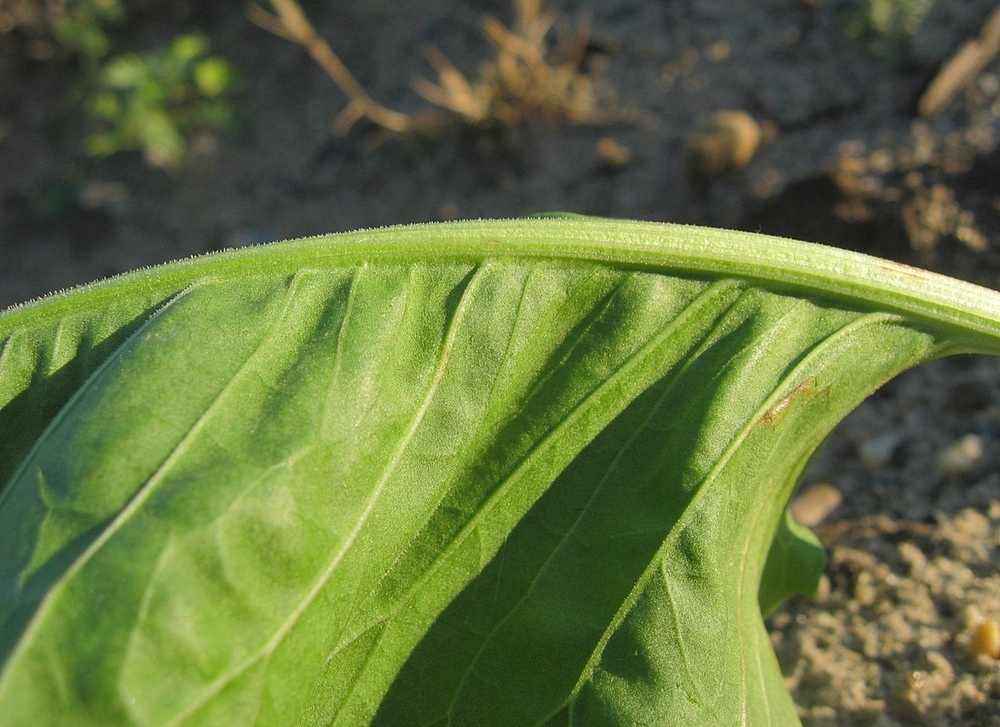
[1,219,999,725]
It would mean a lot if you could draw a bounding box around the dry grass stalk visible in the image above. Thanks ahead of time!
[247,0,412,133]
[918,5,1000,117]
[248,0,617,137]
[414,0,603,127]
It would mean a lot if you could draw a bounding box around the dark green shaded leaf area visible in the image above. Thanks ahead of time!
[1,219,999,726]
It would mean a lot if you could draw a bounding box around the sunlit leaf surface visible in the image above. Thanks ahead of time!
[2,219,999,725]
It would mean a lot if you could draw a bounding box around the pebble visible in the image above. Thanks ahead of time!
[960,604,984,629]
[969,619,1000,659]
[853,571,878,606]
[858,432,903,470]
[937,433,983,477]
[596,137,632,167]
[77,179,129,216]
[790,483,842,526]
[681,110,762,182]
[897,541,927,572]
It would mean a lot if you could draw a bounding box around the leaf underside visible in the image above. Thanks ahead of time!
[1,219,998,726]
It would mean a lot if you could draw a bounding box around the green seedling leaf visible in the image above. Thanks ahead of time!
[102,54,149,90]
[193,57,234,98]
[1,219,999,725]
[170,33,210,64]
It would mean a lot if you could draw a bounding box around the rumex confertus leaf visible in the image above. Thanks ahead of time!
[1,219,999,726]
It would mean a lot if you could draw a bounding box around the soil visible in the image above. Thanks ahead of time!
[2,0,1000,724]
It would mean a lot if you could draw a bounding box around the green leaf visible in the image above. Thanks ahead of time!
[170,34,209,64]
[759,508,826,617]
[102,54,149,90]
[193,57,234,98]
[1,219,999,725]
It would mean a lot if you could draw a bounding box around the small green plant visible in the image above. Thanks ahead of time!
[2,0,235,168]
[846,0,937,59]
[1,218,999,724]
[47,0,125,63]
[0,0,124,63]
[861,0,935,37]
[83,33,234,168]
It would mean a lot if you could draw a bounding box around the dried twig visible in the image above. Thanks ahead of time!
[414,0,604,127]
[249,0,622,137]
[918,5,1000,117]
[247,0,412,133]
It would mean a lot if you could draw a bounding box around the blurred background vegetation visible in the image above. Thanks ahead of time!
[1,0,236,168]
[0,0,998,307]
[0,0,947,167]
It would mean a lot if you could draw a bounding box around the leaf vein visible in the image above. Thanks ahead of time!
[167,264,489,722]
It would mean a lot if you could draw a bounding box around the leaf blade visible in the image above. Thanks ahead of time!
[1,220,998,726]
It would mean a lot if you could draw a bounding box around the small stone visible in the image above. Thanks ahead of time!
[897,541,927,572]
[853,571,877,606]
[969,620,1000,659]
[859,432,903,470]
[937,434,983,477]
[790,483,842,526]
[705,40,731,62]
[960,604,984,629]
[77,179,129,216]
[681,110,762,182]
[814,574,831,601]
[596,137,632,167]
